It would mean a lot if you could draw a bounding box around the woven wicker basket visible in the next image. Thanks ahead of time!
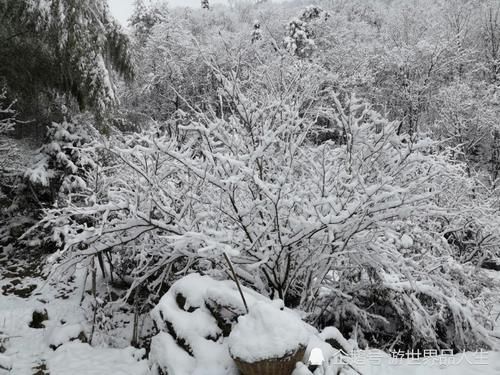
[232,346,306,375]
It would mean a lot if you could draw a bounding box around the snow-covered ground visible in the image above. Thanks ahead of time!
[0,250,148,375]
[293,350,500,375]
[0,251,499,375]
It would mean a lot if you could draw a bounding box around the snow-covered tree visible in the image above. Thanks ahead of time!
[477,0,500,83]
[431,81,500,175]
[284,6,327,58]
[284,17,315,57]
[128,0,166,44]
[0,0,133,120]
[24,120,98,199]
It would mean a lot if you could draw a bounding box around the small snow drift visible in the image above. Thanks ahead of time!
[0,353,12,371]
[48,342,148,375]
[47,323,87,350]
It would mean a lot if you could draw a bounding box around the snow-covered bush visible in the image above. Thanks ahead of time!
[284,18,315,57]
[1,118,101,252]
[38,58,499,351]
[20,120,98,210]
[299,5,329,22]
[284,6,329,57]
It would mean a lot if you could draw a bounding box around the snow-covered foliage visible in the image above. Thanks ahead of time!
[38,57,500,351]
[25,121,97,190]
[19,120,98,213]
[0,88,18,208]
[0,0,133,119]
[284,5,329,57]
[0,88,16,174]
[128,0,167,43]
[0,119,99,250]
[284,17,316,57]
[3,0,500,372]
[0,87,15,135]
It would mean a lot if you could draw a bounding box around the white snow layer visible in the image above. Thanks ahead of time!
[47,323,84,348]
[319,326,354,353]
[228,300,310,362]
[0,354,13,371]
[0,266,149,375]
[400,233,414,248]
[49,342,149,375]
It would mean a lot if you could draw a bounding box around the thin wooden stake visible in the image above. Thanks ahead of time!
[223,252,249,314]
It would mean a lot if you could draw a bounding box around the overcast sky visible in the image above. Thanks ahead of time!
[108,0,229,26]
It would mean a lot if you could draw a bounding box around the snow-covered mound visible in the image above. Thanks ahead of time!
[47,323,86,349]
[228,300,310,362]
[150,273,271,374]
[0,353,13,371]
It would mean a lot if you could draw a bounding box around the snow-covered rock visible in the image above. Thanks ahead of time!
[47,323,86,349]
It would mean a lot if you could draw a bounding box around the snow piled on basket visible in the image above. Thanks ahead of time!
[228,300,310,362]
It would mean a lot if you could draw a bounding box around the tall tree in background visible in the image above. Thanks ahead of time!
[128,0,166,44]
[0,0,133,125]
[479,0,500,83]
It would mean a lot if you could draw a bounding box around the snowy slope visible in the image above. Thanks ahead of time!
[0,255,148,375]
